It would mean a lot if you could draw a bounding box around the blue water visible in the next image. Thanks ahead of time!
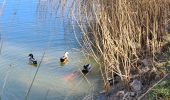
[0,0,102,100]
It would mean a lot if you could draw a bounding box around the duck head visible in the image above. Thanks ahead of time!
[83,64,90,69]
[28,53,34,58]
[107,77,113,86]
[64,52,69,57]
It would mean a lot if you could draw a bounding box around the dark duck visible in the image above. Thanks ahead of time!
[82,64,92,75]
[107,74,119,86]
[107,77,114,86]
[28,54,37,65]
[60,52,69,63]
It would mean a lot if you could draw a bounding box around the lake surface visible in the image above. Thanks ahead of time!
[0,0,102,100]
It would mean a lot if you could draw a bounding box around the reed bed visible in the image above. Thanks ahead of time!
[58,0,170,86]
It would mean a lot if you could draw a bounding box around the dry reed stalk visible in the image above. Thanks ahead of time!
[138,74,169,100]
[44,89,50,100]
[25,51,46,100]
[0,0,6,16]
[0,64,13,99]
[57,0,170,87]
[0,34,3,55]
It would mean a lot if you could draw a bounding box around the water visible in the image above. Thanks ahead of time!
[0,0,102,100]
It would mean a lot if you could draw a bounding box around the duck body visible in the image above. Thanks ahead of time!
[82,64,92,75]
[29,58,37,65]
[60,52,69,63]
[28,54,37,65]
[60,57,67,62]
[107,77,113,86]
[107,74,120,86]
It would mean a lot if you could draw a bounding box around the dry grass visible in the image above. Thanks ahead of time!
[57,0,170,87]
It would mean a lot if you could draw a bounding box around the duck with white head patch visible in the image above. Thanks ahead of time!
[60,52,69,63]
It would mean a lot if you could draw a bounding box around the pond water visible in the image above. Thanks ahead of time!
[0,0,102,100]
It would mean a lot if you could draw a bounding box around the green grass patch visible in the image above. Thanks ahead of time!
[148,77,170,100]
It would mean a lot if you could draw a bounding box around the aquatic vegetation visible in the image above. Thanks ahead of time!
[59,0,170,84]
[57,0,170,99]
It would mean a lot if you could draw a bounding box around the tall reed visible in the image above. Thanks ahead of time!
[57,0,170,85]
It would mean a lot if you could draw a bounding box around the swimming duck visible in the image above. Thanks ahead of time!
[28,54,37,65]
[82,64,92,75]
[107,77,113,86]
[60,52,69,63]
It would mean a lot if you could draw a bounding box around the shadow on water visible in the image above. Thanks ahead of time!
[0,0,102,100]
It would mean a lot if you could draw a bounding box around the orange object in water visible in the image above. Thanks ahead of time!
[64,71,80,81]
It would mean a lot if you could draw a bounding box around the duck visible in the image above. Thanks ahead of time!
[82,64,92,75]
[107,77,113,86]
[107,74,120,86]
[28,53,37,65]
[60,52,69,63]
